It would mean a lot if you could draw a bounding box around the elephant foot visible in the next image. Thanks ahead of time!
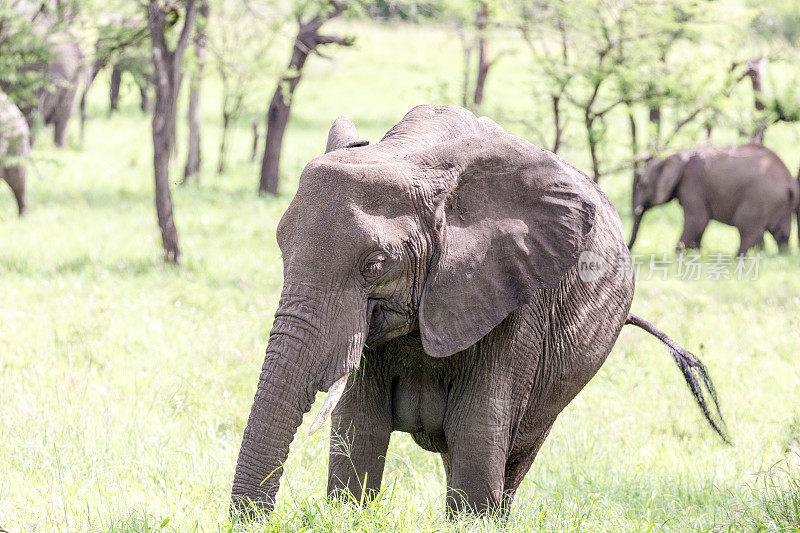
[445,492,511,521]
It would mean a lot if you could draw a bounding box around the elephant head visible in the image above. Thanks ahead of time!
[628,150,691,249]
[230,105,596,516]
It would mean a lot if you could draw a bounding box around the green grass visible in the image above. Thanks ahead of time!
[2,20,800,532]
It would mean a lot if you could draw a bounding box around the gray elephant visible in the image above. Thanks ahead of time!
[628,144,798,255]
[0,91,30,216]
[230,105,727,518]
[38,41,85,147]
[6,40,86,147]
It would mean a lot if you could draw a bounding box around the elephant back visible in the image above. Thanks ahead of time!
[377,105,492,153]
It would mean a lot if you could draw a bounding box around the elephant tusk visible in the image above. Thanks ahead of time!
[634,206,644,215]
[308,373,350,435]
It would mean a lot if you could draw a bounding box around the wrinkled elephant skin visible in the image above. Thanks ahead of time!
[231,105,729,519]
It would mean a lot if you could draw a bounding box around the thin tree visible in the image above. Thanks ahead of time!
[215,74,243,174]
[746,58,766,144]
[183,0,209,182]
[518,5,569,153]
[472,1,506,107]
[208,0,280,175]
[251,120,260,161]
[147,0,199,263]
[258,0,353,196]
[453,1,506,110]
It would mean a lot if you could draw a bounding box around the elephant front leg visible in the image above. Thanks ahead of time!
[327,388,391,504]
[444,424,509,518]
[501,422,554,514]
[53,113,69,147]
[678,201,710,251]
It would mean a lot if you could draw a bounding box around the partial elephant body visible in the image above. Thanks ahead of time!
[330,199,634,511]
[231,105,727,518]
[39,41,85,147]
[630,144,797,254]
[6,39,86,147]
[0,91,30,216]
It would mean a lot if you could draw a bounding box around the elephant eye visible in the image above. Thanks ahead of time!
[362,253,387,280]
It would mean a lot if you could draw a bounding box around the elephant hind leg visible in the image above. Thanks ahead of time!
[732,202,770,256]
[4,167,27,216]
[737,226,766,257]
[767,217,792,252]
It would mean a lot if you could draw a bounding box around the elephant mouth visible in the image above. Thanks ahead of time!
[366,299,411,346]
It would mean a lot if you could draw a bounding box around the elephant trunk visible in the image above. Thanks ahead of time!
[231,290,366,517]
[628,208,645,250]
[230,316,317,516]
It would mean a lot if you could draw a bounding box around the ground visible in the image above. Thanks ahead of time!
[1,21,800,532]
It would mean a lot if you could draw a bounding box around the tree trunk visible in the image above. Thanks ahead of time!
[148,0,198,263]
[648,105,661,149]
[747,58,766,144]
[109,63,121,114]
[139,82,150,112]
[457,26,472,108]
[153,110,180,262]
[183,79,202,181]
[258,18,317,195]
[183,0,208,181]
[217,112,230,174]
[647,54,665,151]
[152,57,180,261]
[627,103,639,181]
[251,119,260,161]
[472,1,489,107]
[552,95,562,153]
[257,1,351,195]
[259,88,293,195]
[80,60,104,143]
[585,112,600,182]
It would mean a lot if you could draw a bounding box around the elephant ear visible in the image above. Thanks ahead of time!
[325,116,369,153]
[653,151,690,205]
[418,134,596,358]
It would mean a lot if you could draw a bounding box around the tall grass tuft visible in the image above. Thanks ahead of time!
[725,453,800,531]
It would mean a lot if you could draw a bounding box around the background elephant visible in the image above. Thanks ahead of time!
[0,91,30,216]
[629,144,798,255]
[38,40,86,147]
[231,105,727,518]
[5,39,86,147]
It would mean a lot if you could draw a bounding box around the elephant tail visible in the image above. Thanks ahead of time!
[625,313,730,444]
